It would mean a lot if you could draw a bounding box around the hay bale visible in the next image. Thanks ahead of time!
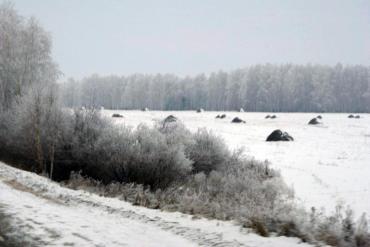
[231,117,246,123]
[160,115,182,131]
[266,129,294,141]
[112,113,123,118]
[216,114,226,119]
[163,115,178,123]
[308,118,321,125]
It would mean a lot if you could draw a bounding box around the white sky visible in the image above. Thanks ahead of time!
[10,0,370,79]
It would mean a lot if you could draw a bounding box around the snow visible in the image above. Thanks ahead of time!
[0,182,193,247]
[0,162,311,247]
[1,110,368,246]
[104,110,370,216]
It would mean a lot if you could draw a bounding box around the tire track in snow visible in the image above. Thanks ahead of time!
[0,162,311,247]
[0,163,247,247]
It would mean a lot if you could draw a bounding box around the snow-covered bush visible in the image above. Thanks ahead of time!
[275,203,370,246]
[66,108,112,176]
[185,128,229,174]
[156,118,193,148]
[111,124,192,188]
[355,213,370,247]
[164,155,293,224]
[60,115,193,188]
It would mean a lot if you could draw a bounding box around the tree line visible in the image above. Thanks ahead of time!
[60,64,370,113]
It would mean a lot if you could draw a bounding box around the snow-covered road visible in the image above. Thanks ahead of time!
[0,162,310,247]
[0,180,196,247]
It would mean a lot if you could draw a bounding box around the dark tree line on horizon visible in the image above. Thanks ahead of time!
[60,64,370,113]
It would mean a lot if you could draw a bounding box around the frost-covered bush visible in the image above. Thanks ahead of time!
[112,124,192,189]
[64,154,295,233]
[314,207,370,247]
[1,105,193,188]
[185,128,229,174]
[355,213,370,247]
[166,156,292,223]
[67,108,110,159]
[275,203,370,247]
[155,118,193,148]
[66,118,193,189]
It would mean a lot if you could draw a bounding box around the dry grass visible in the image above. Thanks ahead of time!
[3,179,62,205]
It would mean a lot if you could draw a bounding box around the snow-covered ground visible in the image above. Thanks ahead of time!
[104,110,370,216]
[1,110,368,246]
[0,162,310,247]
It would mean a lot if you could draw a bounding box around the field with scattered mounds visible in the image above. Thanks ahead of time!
[106,110,370,216]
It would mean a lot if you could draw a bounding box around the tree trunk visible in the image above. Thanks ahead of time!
[35,121,43,173]
[49,144,55,180]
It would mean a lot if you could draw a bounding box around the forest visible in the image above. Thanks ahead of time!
[61,64,370,112]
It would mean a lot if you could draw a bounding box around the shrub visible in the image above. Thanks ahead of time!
[249,218,269,237]
[355,213,370,247]
[156,118,193,148]
[185,128,229,174]
[70,108,111,160]
[115,124,192,189]
[65,118,193,189]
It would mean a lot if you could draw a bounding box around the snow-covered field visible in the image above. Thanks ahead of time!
[104,110,370,216]
[1,110,368,246]
[0,162,310,247]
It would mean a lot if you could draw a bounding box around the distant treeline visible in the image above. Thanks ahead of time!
[60,64,370,112]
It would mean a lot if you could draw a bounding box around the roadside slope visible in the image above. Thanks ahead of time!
[0,162,311,247]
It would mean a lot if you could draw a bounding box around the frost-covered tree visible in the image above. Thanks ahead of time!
[0,2,60,175]
[0,2,58,111]
[60,64,370,112]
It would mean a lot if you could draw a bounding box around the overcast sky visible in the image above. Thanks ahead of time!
[11,0,370,79]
